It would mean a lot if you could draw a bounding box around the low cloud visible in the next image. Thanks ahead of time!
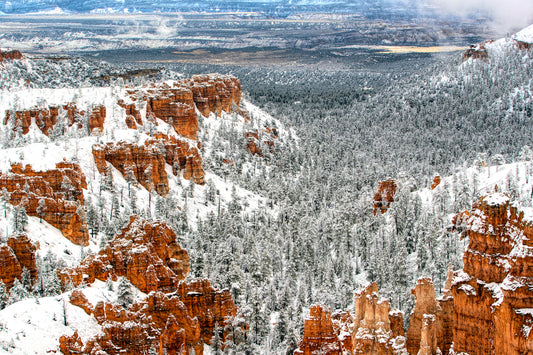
[424,0,533,34]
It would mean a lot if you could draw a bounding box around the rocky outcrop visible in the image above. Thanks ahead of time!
[92,135,205,192]
[88,105,106,133]
[0,49,23,62]
[352,282,406,354]
[430,176,441,190]
[245,126,280,156]
[449,193,533,354]
[296,283,407,355]
[294,304,343,355]
[147,133,205,185]
[59,216,190,292]
[406,278,453,355]
[0,234,37,290]
[4,103,104,135]
[176,279,238,343]
[119,74,241,140]
[0,162,88,245]
[463,43,489,61]
[373,178,398,214]
[61,218,241,354]
[92,142,170,196]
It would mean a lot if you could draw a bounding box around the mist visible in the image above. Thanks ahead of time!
[422,0,533,34]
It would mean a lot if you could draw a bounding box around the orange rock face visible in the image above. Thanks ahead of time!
[0,49,23,62]
[0,234,37,290]
[60,218,241,355]
[59,216,190,292]
[176,278,238,343]
[351,282,405,354]
[92,142,170,196]
[296,283,406,355]
[450,193,533,355]
[93,134,205,191]
[0,245,22,289]
[120,74,241,140]
[294,304,343,355]
[373,178,398,214]
[430,176,441,190]
[0,162,89,245]
[4,103,104,135]
[406,278,453,355]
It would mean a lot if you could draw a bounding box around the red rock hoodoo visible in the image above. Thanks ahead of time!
[0,234,38,290]
[406,277,453,355]
[373,178,398,214]
[463,43,489,61]
[4,103,105,135]
[295,283,406,354]
[450,193,533,354]
[294,304,343,355]
[0,162,89,245]
[119,74,241,140]
[92,135,205,193]
[430,176,441,190]
[59,216,190,292]
[60,217,241,354]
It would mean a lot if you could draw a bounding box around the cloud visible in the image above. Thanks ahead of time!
[423,0,533,34]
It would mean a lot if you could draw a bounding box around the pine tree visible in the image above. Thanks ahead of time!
[117,276,134,308]
[0,280,7,310]
[8,278,30,305]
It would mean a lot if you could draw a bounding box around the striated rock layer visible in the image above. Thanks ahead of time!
[60,217,239,354]
[450,193,533,355]
[0,162,89,245]
[294,304,343,355]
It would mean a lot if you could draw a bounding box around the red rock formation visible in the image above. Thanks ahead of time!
[296,283,407,355]
[59,216,190,292]
[7,233,38,282]
[245,130,262,156]
[88,105,106,133]
[450,193,533,355]
[147,133,205,185]
[0,244,23,289]
[515,40,532,51]
[351,282,405,354]
[294,304,343,355]
[430,176,441,190]
[120,74,242,139]
[190,74,241,117]
[406,278,453,355]
[4,103,104,135]
[61,218,241,354]
[176,278,238,343]
[93,135,205,189]
[0,162,89,245]
[463,43,489,61]
[0,49,23,62]
[92,142,170,196]
[373,179,398,214]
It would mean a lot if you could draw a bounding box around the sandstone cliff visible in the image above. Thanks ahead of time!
[0,162,89,245]
[0,49,23,62]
